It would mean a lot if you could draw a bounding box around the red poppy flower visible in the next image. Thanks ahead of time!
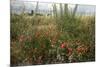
[60,43,66,48]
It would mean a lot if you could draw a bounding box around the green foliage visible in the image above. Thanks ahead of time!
[11,4,95,66]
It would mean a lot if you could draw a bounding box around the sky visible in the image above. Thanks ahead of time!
[10,0,95,15]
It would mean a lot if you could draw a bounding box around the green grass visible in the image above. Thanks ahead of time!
[11,13,95,65]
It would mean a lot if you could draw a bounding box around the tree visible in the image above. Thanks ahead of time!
[72,4,78,18]
[60,3,63,18]
[52,3,57,22]
[64,4,68,16]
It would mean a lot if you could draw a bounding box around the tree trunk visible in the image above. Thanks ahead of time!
[72,4,78,18]
[60,3,63,18]
[53,3,57,22]
[64,4,68,16]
